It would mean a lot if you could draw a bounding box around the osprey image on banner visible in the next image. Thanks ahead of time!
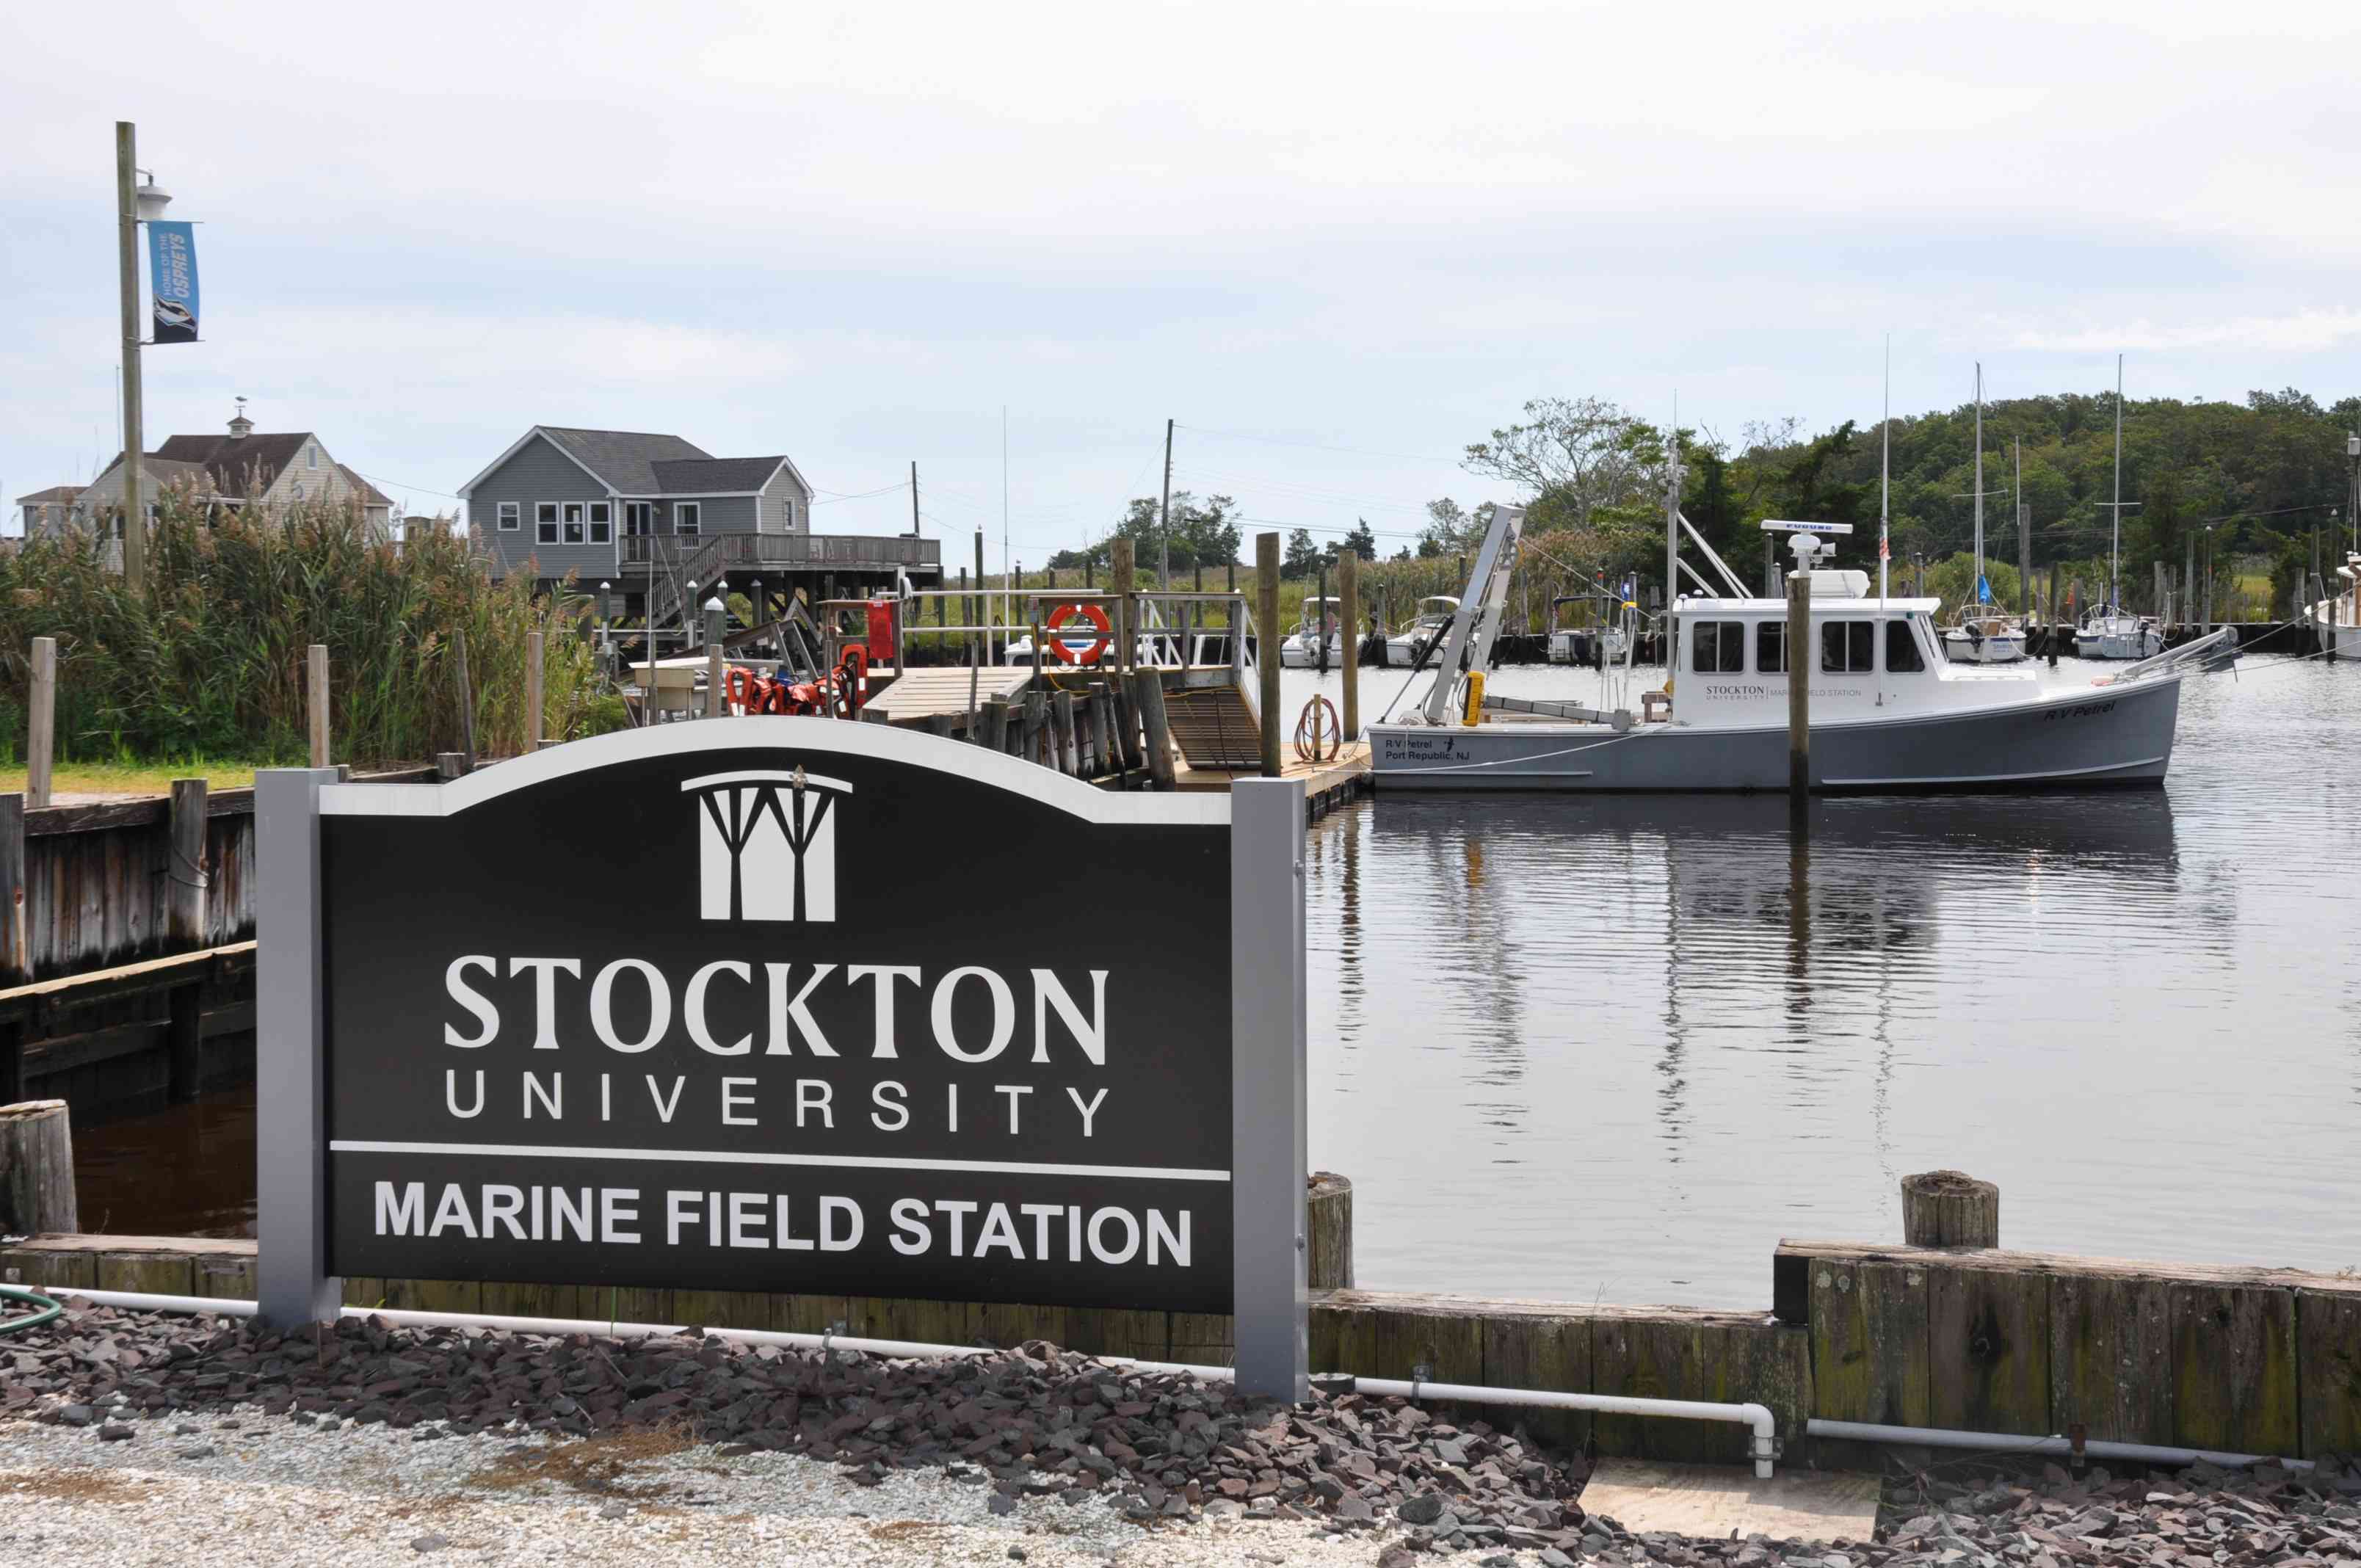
[148,220,199,345]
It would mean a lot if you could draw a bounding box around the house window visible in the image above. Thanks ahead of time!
[588,501,612,545]
[1821,620,1874,673]
[307,446,319,471]
[1755,622,1786,673]
[1885,619,1926,673]
[625,501,653,536]
[497,501,520,531]
[562,502,587,544]
[537,502,559,544]
[676,502,700,536]
[1689,620,1744,674]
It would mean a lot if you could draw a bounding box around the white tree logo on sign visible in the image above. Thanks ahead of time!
[681,768,853,923]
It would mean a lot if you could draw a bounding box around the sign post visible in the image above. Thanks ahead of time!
[257,724,1306,1393]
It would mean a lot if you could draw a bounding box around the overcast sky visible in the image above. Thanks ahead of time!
[6,1,2357,557]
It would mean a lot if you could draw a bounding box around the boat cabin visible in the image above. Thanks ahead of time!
[1668,584,2034,730]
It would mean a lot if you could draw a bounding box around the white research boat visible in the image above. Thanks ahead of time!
[1368,506,2233,793]
[1383,596,1459,667]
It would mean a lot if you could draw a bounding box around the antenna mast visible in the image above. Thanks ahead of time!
[1880,337,1890,606]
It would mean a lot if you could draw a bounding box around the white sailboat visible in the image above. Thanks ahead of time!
[2075,355,2164,661]
[1277,597,1345,669]
[1942,366,2027,664]
[1382,596,1459,667]
[2305,555,2360,654]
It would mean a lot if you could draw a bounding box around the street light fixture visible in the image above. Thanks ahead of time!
[115,123,175,594]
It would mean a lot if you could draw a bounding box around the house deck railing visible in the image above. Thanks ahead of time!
[620,532,940,570]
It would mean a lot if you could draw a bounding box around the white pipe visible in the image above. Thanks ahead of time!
[1810,1418,2313,1473]
[1362,1376,1776,1479]
[35,1287,1779,1474]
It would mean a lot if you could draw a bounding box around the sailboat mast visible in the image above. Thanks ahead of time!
[1973,364,1984,594]
[2111,354,2124,609]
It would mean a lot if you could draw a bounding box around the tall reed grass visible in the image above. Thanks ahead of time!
[0,490,602,766]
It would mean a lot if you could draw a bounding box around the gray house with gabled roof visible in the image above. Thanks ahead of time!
[459,426,939,630]
[460,427,810,586]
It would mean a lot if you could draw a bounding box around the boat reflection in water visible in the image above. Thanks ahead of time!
[1309,788,2178,1303]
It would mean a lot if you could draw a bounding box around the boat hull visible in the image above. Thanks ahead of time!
[2075,631,2163,659]
[1943,631,2025,664]
[1368,675,2183,793]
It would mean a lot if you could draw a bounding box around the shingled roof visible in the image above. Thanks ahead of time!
[337,465,394,508]
[536,428,714,493]
[14,485,82,507]
[148,432,316,498]
[648,457,788,493]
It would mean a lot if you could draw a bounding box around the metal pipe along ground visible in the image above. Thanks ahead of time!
[1808,1418,2313,1473]
[29,1287,1781,1476]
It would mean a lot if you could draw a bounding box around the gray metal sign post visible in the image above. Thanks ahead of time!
[256,767,341,1327]
[1230,777,1309,1401]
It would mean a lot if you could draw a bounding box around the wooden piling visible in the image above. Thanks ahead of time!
[1110,537,1135,675]
[984,699,1011,754]
[1785,571,1810,800]
[164,777,209,950]
[1022,690,1047,765]
[307,644,330,766]
[1901,1169,1999,1248]
[704,602,726,717]
[1113,680,1145,774]
[0,1099,76,1235]
[525,630,544,750]
[1132,669,1177,791]
[1051,689,1078,777]
[2046,562,2061,666]
[1337,547,1360,740]
[435,752,465,782]
[1257,532,1283,777]
[1088,682,1115,778]
[452,631,477,770]
[0,794,26,988]
[26,638,55,810]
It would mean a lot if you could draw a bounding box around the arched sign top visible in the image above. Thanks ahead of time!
[317,716,1231,825]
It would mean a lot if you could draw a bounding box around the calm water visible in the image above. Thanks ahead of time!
[1291,656,2361,1306]
[71,655,2361,1308]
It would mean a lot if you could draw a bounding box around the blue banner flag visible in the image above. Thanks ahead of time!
[148,221,198,344]
[1976,575,1992,603]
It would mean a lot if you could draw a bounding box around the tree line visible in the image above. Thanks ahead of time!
[1050,385,2357,620]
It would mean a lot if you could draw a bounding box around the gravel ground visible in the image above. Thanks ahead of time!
[7,1301,2361,1567]
[0,1410,1402,1567]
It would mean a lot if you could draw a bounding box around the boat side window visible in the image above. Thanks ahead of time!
[1755,622,1786,673]
[1820,620,1874,673]
[1690,620,1744,673]
[1884,618,1926,673]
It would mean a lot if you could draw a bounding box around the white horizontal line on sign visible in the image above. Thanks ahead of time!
[328,1139,1231,1183]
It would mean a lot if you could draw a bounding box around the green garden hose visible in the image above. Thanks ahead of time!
[0,1283,64,1335]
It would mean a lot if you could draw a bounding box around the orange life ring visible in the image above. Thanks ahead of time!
[1044,603,1113,665]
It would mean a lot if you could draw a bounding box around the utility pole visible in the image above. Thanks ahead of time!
[910,460,919,535]
[1158,418,1175,592]
[115,122,147,594]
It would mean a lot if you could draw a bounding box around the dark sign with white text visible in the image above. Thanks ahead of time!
[321,729,1233,1312]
